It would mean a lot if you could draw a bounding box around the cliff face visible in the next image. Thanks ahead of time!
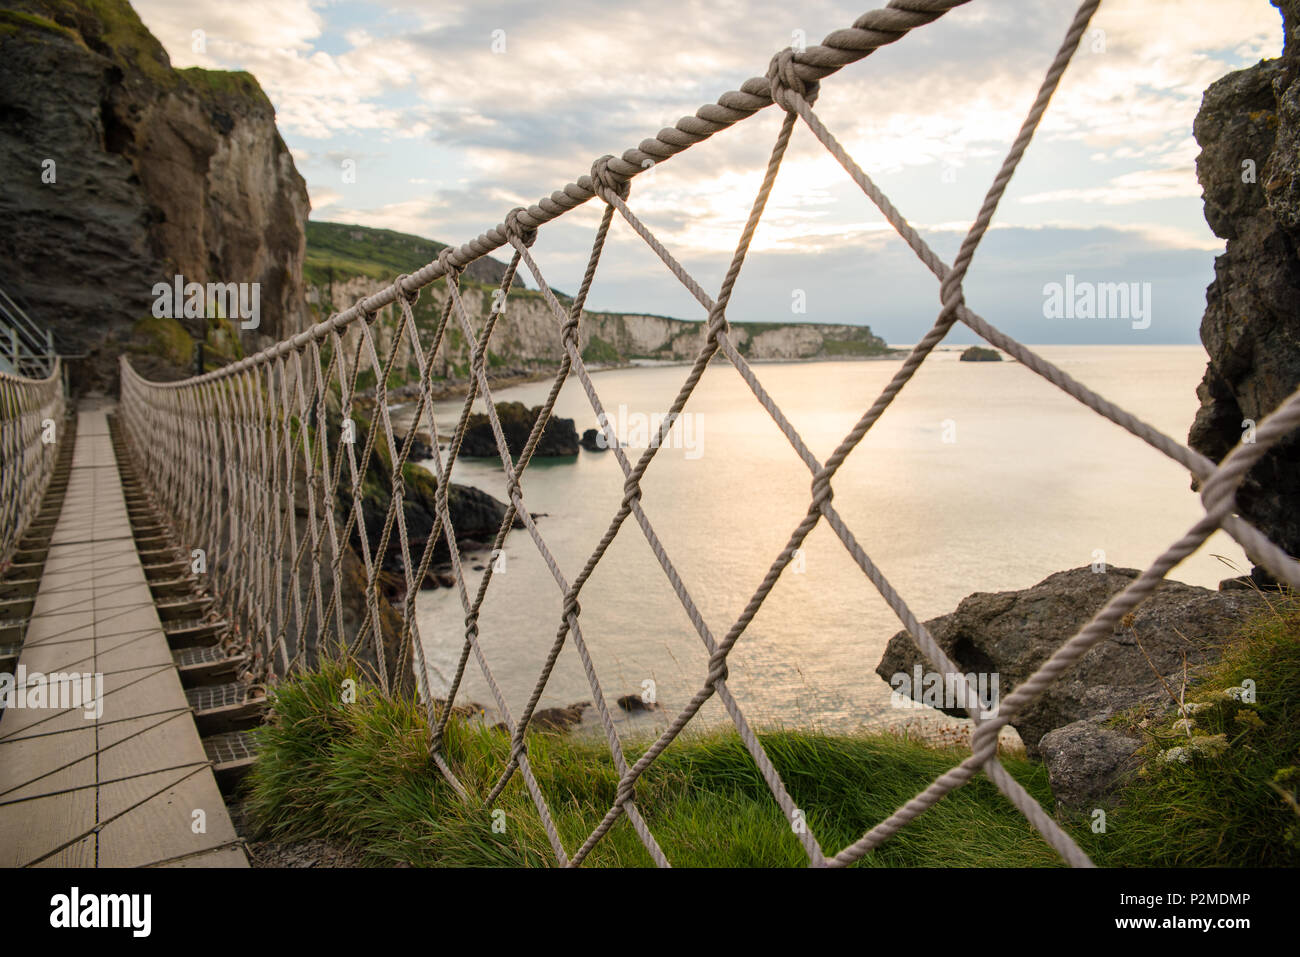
[309,234,891,396]
[0,0,310,391]
[1189,0,1300,571]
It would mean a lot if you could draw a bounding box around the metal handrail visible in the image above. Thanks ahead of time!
[0,285,56,378]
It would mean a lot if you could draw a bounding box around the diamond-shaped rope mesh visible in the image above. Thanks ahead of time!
[0,359,65,568]
[116,0,1300,869]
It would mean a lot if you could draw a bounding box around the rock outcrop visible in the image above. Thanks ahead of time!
[493,701,590,734]
[1188,0,1300,576]
[0,0,310,392]
[960,346,1002,362]
[876,567,1262,760]
[460,402,580,458]
[580,428,608,452]
[345,414,518,575]
[617,693,659,713]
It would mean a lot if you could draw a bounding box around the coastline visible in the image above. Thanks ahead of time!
[382,349,911,419]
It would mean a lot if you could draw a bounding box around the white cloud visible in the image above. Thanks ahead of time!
[132,0,323,58]
[310,187,343,211]
[127,0,1282,339]
[1019,167,1203,206]
[322,198,445,237]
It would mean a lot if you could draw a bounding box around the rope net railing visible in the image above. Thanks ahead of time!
[116,0,1300,868]
[0,359,64,570]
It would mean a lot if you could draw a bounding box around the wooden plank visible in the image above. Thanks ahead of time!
[0,408,246,869]
[97,766,246,868]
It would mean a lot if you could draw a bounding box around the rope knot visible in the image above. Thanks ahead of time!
[510,737,528,764]
[463,612,479,638]
[437,247,462,280]
[591,154,631,202]
[706,647,730,688]
[504,206,538,248]
[622,475,643,506]
[766,48,818,113]
[705,305,730,344]
[560,315,580,349]
[393,273,420,306]
[811,467,834,507]
[354,299,378,326]
[505,471,522,502]
[562,590,581,621]
[939,273,966,319]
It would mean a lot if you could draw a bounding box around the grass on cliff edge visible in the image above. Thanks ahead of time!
[1088,589,1300,866]
[243,597,1300,867]
[243,667,1059,867]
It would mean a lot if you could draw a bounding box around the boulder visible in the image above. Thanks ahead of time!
[580,428,609,452]
[876,566,1262,758]
[959,346,1002,362]
[531,702,590,732]
[419,569,456,590]
[1187,0,1300,576]
[1038,717,1142,809]
[617,693,659,713]
[492,702,591,733]
[460,402,579,458]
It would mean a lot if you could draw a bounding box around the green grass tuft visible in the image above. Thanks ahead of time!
[0,8,79,40]
[178,67,271,107]
[1077,593,1300,866]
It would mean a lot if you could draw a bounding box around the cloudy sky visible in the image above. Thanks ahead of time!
[133,0,1284,345]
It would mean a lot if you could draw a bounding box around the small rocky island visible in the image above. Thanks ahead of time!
[960,346,1002,362]
[460,401,579,458]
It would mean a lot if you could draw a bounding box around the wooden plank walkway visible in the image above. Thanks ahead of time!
[0,402,247,867]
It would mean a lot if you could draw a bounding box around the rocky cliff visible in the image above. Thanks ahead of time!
[307,222,892,397]
[0,0,310,392]
[1188,0,1300,574]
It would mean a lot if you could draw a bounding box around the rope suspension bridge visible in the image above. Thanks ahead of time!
[3,0,1299,868]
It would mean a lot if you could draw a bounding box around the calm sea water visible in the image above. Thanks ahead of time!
[410,345,1245,735]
